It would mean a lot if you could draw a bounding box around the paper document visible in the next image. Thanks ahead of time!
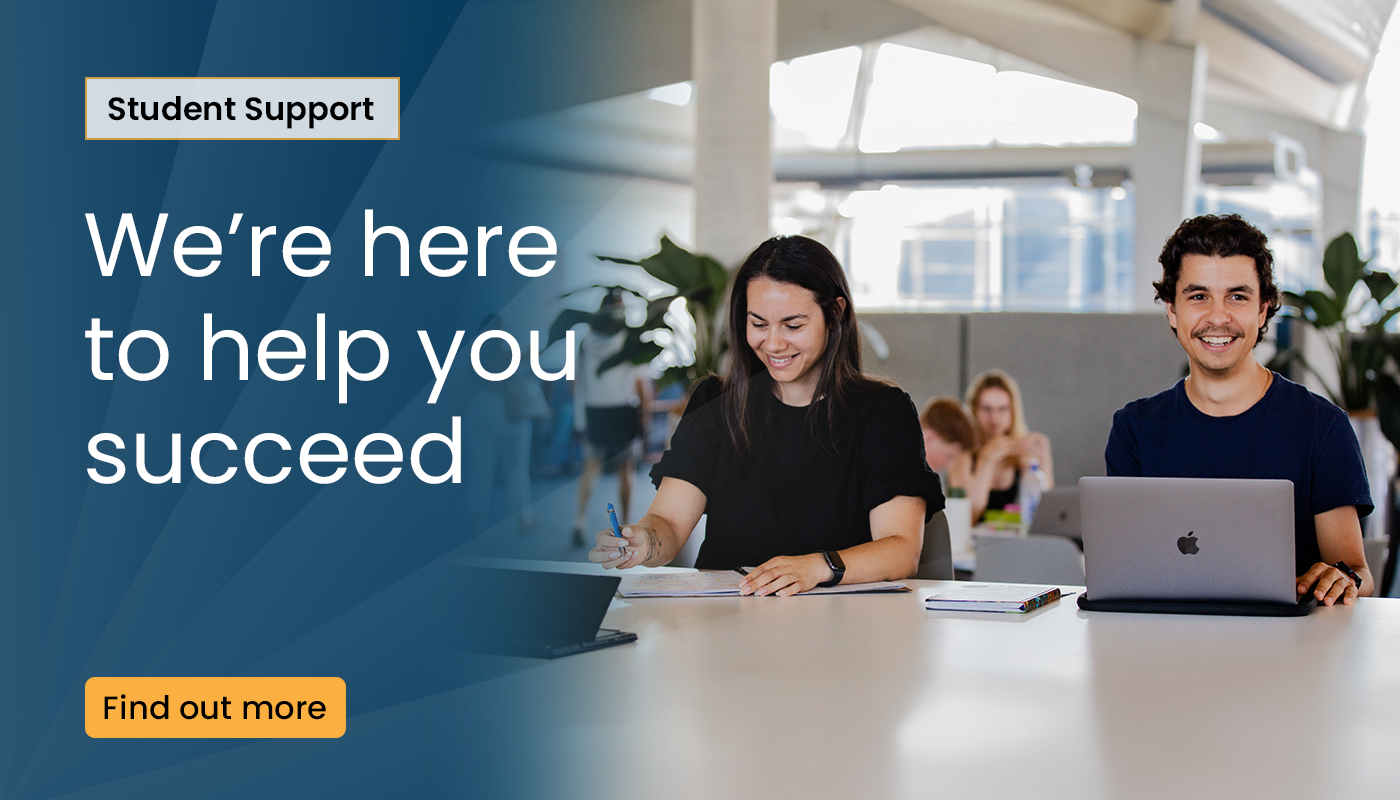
[618,570,909,597]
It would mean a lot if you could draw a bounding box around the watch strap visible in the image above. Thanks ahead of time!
[1333,561,1362,588]
[818,550,845,587]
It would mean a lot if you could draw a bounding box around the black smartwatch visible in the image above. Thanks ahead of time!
[818,550,845,587]
[1334,561,1362,588]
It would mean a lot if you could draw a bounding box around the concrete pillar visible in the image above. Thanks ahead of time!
[693,0,774,267]
[1130,41,1207,310]
[1320,127,1365,245]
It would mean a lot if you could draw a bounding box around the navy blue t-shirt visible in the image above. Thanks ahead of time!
[1105,373,1372,575]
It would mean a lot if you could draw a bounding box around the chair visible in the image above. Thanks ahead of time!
[1380,476,1399,597]
[916,510,954,580]
[667,517,705,568]
[974,534,1085,585]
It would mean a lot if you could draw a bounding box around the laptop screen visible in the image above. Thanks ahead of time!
[444,566,621,651]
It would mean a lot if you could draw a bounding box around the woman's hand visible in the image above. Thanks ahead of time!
[587,478,705,569]
[587,524,659,570]
[739,554,831,597]
[1014,432,1054,484]
[981,435,1018,462]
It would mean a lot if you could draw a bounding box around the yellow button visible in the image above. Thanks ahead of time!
[85,677,346,738]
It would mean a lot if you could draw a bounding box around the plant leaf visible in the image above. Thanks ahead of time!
[546,308,595,348]
[1363,270,1398,306]
[1377,305,1400,330]
[1322,232,1366,308]
[1351,334,1388,375]
[1302,289,1343,327]
[560,283,648,301]
[595,255,644,267]
[587,236,731,387]
[642,296,679,332]
[658,235,705,287]
[681,283,716,313]
[626,235,703,291]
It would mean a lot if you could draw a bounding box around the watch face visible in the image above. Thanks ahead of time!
[1336,562,1361,587]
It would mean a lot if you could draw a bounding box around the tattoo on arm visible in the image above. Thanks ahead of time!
[645,527,663,564]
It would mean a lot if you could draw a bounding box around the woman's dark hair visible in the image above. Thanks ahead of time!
[1153,213,1281,342]
[720,235,884,458]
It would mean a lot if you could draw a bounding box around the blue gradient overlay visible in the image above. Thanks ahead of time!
[0,2,633,797]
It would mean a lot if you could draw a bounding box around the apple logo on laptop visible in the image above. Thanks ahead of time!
[1177,532,1200,555]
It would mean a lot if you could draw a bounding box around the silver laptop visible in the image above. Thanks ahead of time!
[1079,476,1296,604]
[1029,486,1080,538]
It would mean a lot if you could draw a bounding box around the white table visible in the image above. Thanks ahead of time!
[457,567,1400,800]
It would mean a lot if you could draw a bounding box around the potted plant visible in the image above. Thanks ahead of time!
[548,235,730,391]
[1278,232,1400,541]
[1279,232,1400,445]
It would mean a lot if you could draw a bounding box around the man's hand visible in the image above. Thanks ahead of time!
[1297,561,1360,606]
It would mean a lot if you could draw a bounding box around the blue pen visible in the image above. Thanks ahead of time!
[607,503,626,558]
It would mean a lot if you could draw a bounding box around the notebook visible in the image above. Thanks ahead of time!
[1077,476,1314,615]
[925,583,1062,613]
[618,570,908,597]
[448,566,637,658]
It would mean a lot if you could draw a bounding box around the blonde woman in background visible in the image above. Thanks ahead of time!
[949,370,1054,524]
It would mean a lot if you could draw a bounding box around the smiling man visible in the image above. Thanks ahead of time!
[1105,214,1375,604]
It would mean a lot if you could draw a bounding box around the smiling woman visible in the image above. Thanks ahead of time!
[588,235,945,595]
[744,277,831,406]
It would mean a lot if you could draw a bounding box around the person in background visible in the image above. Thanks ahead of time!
[572,289,649,547]
[950,370,1054,524]
[919,397,978,475]
[465,315,544,535]
[589,235,943,595]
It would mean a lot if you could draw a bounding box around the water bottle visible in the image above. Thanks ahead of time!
[945,487,972,556]
[1018,461,1047,537]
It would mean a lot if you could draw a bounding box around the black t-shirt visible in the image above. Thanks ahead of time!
[1105,373,1372,574]
[650,377,944,570]
[980,464,1020,518]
